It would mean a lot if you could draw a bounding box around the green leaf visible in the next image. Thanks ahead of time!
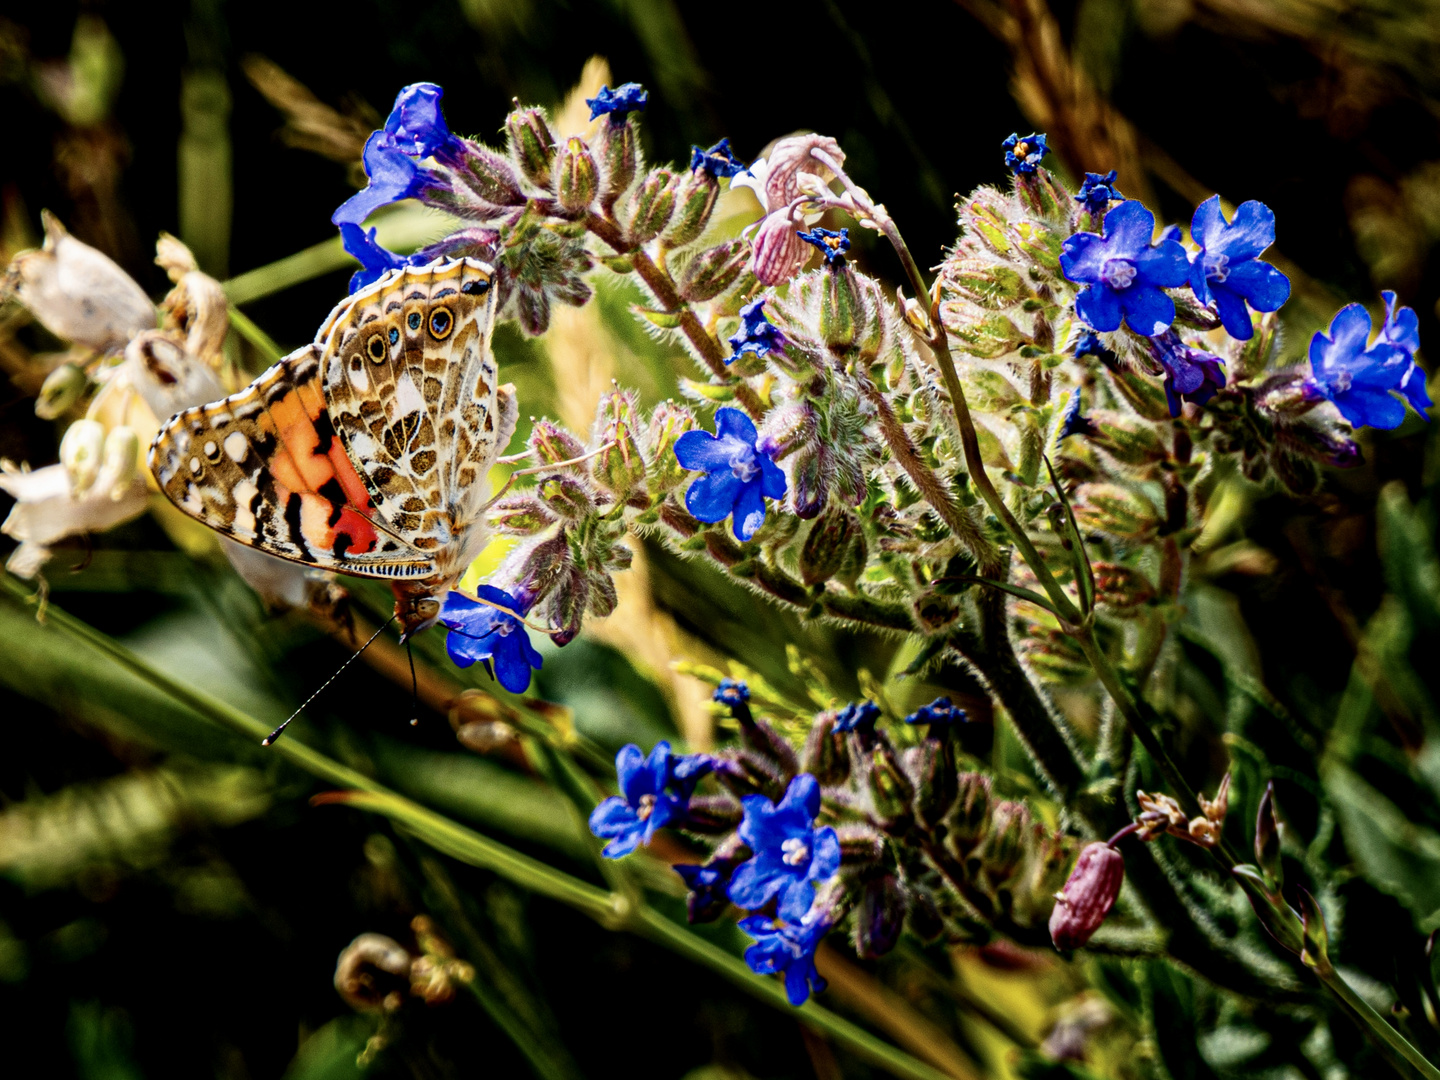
[633,305,682,328]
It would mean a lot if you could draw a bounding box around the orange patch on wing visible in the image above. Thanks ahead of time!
[259,382,381,559]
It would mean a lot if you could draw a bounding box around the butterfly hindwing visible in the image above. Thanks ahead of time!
[148,343,435,579]
[318,258,502,566]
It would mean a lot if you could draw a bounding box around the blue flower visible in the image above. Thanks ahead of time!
[728,774,841,921]
[1076,170,1123,214]
[586,83,648,122]
[1306,300,1429,430]
[713,678,750,707]
[1188,196,1291,341]
[833,700,880,734]
[739,914,831,1006]
[381,82,462,161]
[1060,200,1191,336]
[439,586,544,694]
[691,138,749,179]
[675,407,787,542]
[798,227,850,266]
[904,696,968,733]
[1073,329,1114,362]
[333,131,441,228]
[1002,132,1048,175]
[336,223,415,292]
[1149,330,1227,417]
[589,742,687,858]
[675,862,732,921]
[1058,389,1095,440]
[727,299,785,363]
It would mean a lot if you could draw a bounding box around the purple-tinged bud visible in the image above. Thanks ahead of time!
[592,391,647,498]
[1256,781,1283,890]
[538,474,599,518]
[758,402,817,461]
[682,794,743,833]
[750,212,807,286]
[451,142,527,211]
[1297,887,1331,971]
[626,169,678,246]
[788,447,827,520]
[488,494,558,535]
[644,400,696,493]
[978,801,1032,888]
[1092,563,1156,612]
[664,169,720,248]
[836,823,885,864]
[1279,421,1363,469]
[676,833,747,924]
[527,418,587,467]
[505,107,558,189]
[799,504,863,587]
[593,115,639,208]
[677,239,750,303]
[866,742,914,826]
[799,709,850,784]
[1014,167,1070,223]
[555,136,599,214]
[856,875,905,959]
[1049,842,1125,950]
[905,740,959,832]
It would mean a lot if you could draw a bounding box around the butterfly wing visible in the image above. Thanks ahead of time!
[317,258,509,568]
[148,343,436,580]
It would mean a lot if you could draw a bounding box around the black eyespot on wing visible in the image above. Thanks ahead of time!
[407,312,422,331]
[461,278,490,296]
[366,334,387,363]
[428,307,453,340]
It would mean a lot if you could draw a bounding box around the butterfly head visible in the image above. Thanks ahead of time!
[393,581,444,641]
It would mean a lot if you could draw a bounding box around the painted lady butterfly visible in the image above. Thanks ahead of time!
[148,257,516,639]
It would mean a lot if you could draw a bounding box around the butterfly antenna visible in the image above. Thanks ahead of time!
[407,642,420,727]
[262,615,397,746]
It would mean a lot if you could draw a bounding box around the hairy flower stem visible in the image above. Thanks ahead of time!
[584,214,765,420]
[1317,960,1440,1080]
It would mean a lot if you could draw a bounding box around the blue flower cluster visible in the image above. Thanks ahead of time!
[439,586,544,693]
[589,746,841,1004]
[1053,159,1428,430]
[690,138,749,180]
[1305,292,1430,430]
[586,83,648,122]
[1002,132,1048,175]
[904,696,968,734]
[798,227,850,266]
[674,408,787,541]
[833,699,880,734]
[333,83,465,291]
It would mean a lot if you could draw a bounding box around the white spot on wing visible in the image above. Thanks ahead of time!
[233,480,259,538]
[224,431,248,462]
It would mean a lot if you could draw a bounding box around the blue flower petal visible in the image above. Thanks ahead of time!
[1059,232,1107,285]
[686,469,745,523]
[1189,255,1214,307]
[615,744,649,804]
[1101,200,1156,255]
[728,856,783,910]
[1225,260,1291,313]
[1334,386,1406,430]
[758,453,788,501]
[1075,284,1123,333]
[715,406,759,445]
[1119,284,1175,337]
[776,877,815,922]
[333,132,427,226]
[784,962,812,1006]
[383,82,461,160]
[809,826,842,881]
[673,429,732,473]
[1210,200,1276,262]
[783,774,822,822]
[1382,291,1422,354]
[1402,364,1432,413]
[1133,239,1192,288]
[1210,284,1254,340]
[1190,195,1226,253]
[731,479,767,541]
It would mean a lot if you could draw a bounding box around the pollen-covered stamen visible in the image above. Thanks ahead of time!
[636,793,657,821]
[1015,141,1032,160]
[1101,258,1138,290]
[729,447,760,483]
[1203,251,1231,282]
[781,837,811,867]
[1332,368,1354,393]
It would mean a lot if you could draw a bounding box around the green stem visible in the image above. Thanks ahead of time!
[2,579,952,1080]
[227,305,284,365]
[1318,963,1440,1080]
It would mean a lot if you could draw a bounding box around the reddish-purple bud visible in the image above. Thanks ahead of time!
[1049,842,1125,950]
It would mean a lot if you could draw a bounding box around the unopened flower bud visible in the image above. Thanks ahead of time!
[799,504,863,587]
[905,740,959,831]
[1280,420,1362,468]
[1255,781,1283,889]
[644,400,696,493]
[664,169,719,247]
[799,710,850,784]
[35,363,88,420]
[592,392,647,498]
[335,933,412,1013]
[505,107,558,188]
[1092,563,1156,611]
[626,169,677,246]
[1073,483,1161,542]
[866,743,914,825]
[1088,412,1169,466]
[451,143,527,211]
[1049,842,1125,950]
[539,474,598,518]
[683,794,743,833]
[677,239,750,303]
[489,494,558,535]
[788,447,827,520]
[947,311,1026,360]
[101,426,140,499]
[594,115,639,206]
[939,258,1027,311]
[856,875,905,959]
[528,418,587,466]
[819,265,861,352]
[555,137,599,214]
[5,211,154,352]
[677,834,747,924]
[60,419,106,495]
[977,801,1031,887]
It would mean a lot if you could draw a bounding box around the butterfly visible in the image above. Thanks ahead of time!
[148,257,516,640]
